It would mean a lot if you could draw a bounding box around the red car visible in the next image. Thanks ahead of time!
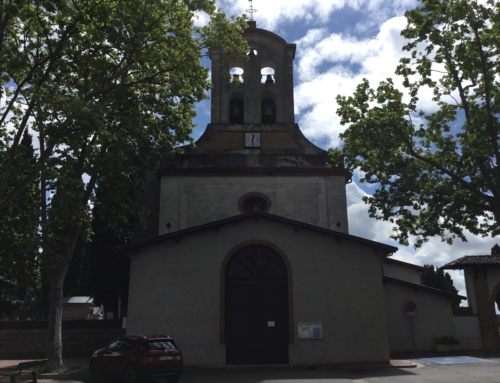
[89,334,183,383]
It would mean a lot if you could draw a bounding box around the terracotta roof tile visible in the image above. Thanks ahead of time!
[441,255,500,269]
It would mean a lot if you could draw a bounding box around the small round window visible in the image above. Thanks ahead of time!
[243,196,267,212]
[238,193,272,213]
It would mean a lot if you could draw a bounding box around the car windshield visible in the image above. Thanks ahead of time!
[144,340,176,350]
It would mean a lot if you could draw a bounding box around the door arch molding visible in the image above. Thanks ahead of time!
[219,239,294,345]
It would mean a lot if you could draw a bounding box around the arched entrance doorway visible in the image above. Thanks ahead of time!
[224,245,289,365]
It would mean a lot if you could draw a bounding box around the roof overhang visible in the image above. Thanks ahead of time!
[117,210,397,256]
[441,255,500,270]
[383,276,466,300]
[156,167,352,183]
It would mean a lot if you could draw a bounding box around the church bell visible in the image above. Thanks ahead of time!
[265,74,274,85]
[231,104,242,117]
[230,100,244,123]
[261,100,276,124]
[262,104,274,117]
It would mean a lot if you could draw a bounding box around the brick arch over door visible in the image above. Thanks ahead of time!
[219,239,294,344]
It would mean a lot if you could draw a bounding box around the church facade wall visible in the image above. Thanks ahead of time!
[382,260,421,284]
[383,282,457,352]
[132,170,161,242]
[127,218,389,366]
[158,175,349,235]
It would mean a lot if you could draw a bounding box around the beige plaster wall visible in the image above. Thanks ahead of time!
[127,218,389,366]
[383,283,457,352]
[158,176,348,235]
[464,269,479,314]
[453,316,483,350]
[382,260,421,284]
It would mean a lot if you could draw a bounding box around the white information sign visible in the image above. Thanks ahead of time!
[267,321,275,327]
[298,322,323,339]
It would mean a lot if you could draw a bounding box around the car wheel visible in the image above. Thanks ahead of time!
[89,360,100,382]
[125,365,146,383]
[166,376,179,383]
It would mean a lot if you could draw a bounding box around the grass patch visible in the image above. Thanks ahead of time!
[43,366,74,374]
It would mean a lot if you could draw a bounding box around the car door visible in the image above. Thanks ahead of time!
[101,340,128,377]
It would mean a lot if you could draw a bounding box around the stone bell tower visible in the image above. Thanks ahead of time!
[210,20,296,125]
[151,20,351,237]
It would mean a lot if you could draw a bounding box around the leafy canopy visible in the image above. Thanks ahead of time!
[0,0,249,213]
[331,0,500,247]
[0,0,249,369]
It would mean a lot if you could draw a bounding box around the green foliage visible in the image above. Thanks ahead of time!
[491,244,500,254]
[0,0,249,273]
[0,0,249,213]
[434,333,460,345]
[0,0,249,368]
[420,264,458,294]
[0,132,39,292]
[332,0,500,247]
[0,131,40,318]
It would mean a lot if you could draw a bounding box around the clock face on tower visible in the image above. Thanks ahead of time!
[245,133,261,148]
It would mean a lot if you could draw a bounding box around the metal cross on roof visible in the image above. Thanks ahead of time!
[246,0,257,21]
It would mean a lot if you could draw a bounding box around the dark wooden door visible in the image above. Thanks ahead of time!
[225,245,289,365]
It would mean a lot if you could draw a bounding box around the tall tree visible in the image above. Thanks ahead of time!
[331,0,500,247]
[0,131,40,318]
[1,0,248,369]
[420,264,458,294]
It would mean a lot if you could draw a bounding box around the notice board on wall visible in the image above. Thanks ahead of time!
[297,322,323,339]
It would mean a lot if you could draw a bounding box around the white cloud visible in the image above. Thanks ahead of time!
[219,0,350,30]
[294,16,409,147]
[347,181,395,243]
[193,10,210,27]
[218,0,417,31]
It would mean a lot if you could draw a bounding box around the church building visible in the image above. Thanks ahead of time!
[122,21,478,367]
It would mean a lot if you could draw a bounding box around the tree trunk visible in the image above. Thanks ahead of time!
[46,261,69,370]
[45,227,80,370]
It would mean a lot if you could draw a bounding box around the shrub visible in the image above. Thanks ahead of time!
[434,334,460,345]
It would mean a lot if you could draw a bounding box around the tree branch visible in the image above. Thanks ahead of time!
[403,135,488,202]
[464,1,500,201]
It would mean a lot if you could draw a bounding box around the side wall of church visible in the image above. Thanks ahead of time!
[158,175,349,234]
[127,218,389,366]
[384,283,458,352]
[382,260,422,284]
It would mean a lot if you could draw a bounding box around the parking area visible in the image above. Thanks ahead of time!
[2,353,500,383]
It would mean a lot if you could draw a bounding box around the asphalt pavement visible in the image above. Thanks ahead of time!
[2,352,500,383]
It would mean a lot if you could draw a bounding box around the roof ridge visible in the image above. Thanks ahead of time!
[117,210,397,255]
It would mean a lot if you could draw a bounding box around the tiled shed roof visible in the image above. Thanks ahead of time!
[441,255,500,270]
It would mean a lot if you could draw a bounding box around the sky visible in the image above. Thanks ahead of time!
[187,0,500,305]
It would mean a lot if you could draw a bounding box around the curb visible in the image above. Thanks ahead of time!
[184,359,417,372]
